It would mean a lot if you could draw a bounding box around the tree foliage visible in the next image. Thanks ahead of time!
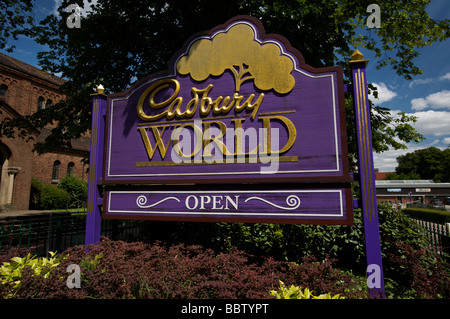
[0,0,35,52]
[1,0,447,158]
[386,146,450,182]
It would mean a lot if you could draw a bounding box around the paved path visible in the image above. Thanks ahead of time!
[0,209,69,220]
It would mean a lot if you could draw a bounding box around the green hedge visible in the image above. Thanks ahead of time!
[57,175,87,208]
[403,208,450,223]
[137,202,432,278]
[29,176,87,210]
[39,184,69,210]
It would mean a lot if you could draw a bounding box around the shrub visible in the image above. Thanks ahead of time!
[147,203,429,277]
[387,241,450,298]
[1,238,368,299]
[402,208,450,223]
[286,255,367,299]
[137,202,449,299]
[270,280,344,299]
[57,175,87,208]
[29,176,88,210]
[39,183,69,210]
[0,251,64,298]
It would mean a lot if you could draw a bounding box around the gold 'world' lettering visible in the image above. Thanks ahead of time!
[137,116,297,163]
[136,79,265,122]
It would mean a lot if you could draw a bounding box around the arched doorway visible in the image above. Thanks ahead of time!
[0,143,15,209]
[0,150,4,186]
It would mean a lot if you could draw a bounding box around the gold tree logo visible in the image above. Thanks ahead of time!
[176,23,295,94]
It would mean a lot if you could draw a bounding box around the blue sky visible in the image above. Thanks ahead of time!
[2,0,449,172]
[366,1,450,172]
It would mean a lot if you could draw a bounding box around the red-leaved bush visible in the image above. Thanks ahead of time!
[388,241,450,299]
[1,238,368,299]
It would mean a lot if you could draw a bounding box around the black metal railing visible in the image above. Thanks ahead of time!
[0,213,142,257]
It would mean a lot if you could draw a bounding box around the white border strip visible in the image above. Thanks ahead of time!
[106,189,344,218]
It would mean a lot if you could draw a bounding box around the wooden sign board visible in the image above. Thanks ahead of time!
[93,16,353,225]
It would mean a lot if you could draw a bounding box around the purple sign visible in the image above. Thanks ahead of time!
[103,16,350,184]
[103,186,353,224]
[87,16,387,295]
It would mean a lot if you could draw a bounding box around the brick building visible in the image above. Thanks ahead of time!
[376,179,450,207]
[0,53,89,211]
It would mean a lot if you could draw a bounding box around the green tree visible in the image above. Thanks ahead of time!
[1,0,447,159]
[390,146,450,182]
[57,175,88,208]
[0,0,35,52]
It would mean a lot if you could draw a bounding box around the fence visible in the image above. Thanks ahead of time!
[2,211,449,258]
[0,213,141,257]
[408,216,450,254]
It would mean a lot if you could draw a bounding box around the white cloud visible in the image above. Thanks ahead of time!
[375,109,450,138]
[52,0,61,16]
[409,77,434,88]
[408,72,450,88]
[373,149,403,172]
[411,90,450,111]
[369,82,397,104]
[411,98,428,111]
[373,139,429,172]
[429,139,440,146]
[439,72,450,81]
[373,110,450,172]
[412,110,450,136]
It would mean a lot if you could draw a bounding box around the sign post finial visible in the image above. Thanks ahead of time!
[350,49,369,66]
[97,84,105,94]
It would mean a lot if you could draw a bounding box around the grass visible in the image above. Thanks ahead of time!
[50,207,87,213]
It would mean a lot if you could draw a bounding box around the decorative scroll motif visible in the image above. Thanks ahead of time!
[135,194,302,211]
[136,195,180,208]
[244,195,301,210]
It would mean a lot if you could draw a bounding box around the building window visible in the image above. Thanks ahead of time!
[0,84,7,99]
[37,96,45,110]
[67,162,74,176]
[52,160,61,182]
[46,99,52,108]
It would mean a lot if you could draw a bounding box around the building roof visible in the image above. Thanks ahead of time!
[376,180,450,188]
[37,128,90,153]
[0,52,66,86]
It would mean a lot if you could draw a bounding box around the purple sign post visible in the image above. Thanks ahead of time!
[350,50,385,298]
[85,87,106,246]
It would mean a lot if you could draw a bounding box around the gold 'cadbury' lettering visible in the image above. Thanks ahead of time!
[137,79,265,122]
[136,78,298,166]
